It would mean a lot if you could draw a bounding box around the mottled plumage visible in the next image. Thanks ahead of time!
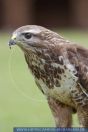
[9,25,88,127]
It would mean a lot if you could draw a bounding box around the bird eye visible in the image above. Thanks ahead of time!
[24,33,32,39]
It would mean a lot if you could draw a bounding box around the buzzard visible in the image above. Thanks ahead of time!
[9,25,88,127]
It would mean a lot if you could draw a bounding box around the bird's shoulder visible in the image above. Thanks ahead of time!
[64,43,88,94]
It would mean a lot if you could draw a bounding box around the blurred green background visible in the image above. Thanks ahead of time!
[0,0,88,132]
[0,31,88,132]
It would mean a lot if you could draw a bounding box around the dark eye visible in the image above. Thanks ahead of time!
[24,33,32,39]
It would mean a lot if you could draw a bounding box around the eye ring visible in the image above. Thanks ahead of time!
[24,33,32,39]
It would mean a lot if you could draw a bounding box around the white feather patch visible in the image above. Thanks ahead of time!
[24,29,41,34]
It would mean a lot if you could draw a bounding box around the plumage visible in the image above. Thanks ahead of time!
[9,25,88,127]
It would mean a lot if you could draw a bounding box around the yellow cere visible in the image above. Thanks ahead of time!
[11,34,17,40]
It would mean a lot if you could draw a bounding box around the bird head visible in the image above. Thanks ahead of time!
[9,25,63,53]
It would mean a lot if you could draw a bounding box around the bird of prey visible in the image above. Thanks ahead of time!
[9,25,88,127]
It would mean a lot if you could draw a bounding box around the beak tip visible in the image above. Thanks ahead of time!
[8,39,16,47]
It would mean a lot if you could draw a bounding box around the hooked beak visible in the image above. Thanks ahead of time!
[8,34,17,48]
